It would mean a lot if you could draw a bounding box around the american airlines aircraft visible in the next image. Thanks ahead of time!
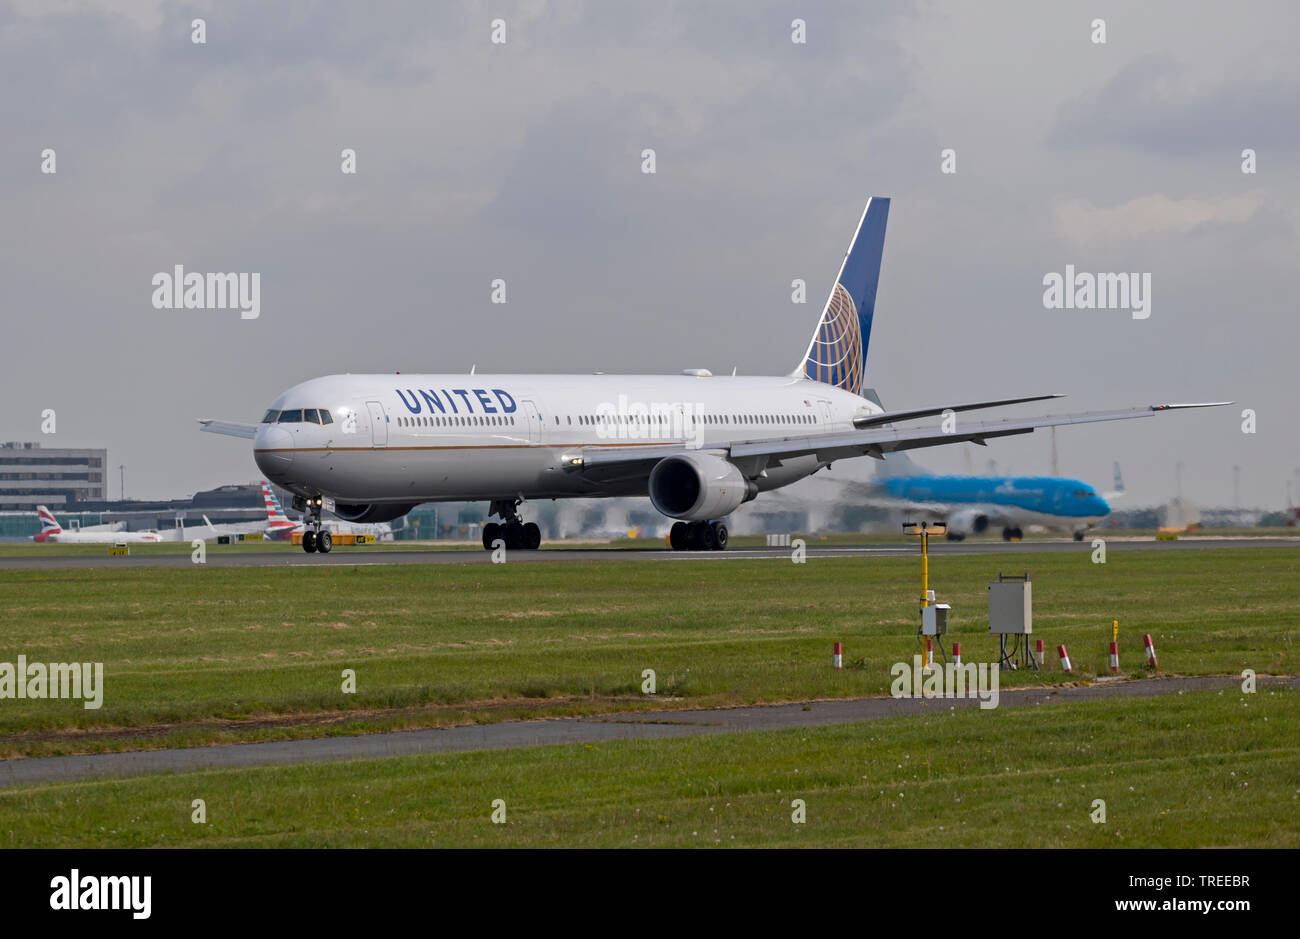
[200,198,1226,554]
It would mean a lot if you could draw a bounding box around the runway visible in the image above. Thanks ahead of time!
[0,536,1296,569]
[2,675,1292,789]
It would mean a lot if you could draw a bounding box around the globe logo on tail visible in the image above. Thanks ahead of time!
[803,283,863,396]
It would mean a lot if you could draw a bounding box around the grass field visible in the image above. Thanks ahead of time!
[1,687,1293,848]
[0,547,1294,757]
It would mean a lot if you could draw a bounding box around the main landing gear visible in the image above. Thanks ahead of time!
[299,496,332,553]
[1001,526,1024,541]
[669,520,728,551]
[482,499,541,551]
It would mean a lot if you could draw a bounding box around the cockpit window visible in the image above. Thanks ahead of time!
[320,410,333,425]
[304,409,320,424]
[278,409,303,423]
[262,409,279,423]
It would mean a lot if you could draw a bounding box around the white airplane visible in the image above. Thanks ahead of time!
[192,482,396,542]
[33,506,163,544]
[199,198,1228,554]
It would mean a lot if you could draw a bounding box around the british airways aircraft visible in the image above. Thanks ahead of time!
[199,198,1226,554]
[33,507,163,544]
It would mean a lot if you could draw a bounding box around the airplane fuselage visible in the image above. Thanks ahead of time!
[878,474,1110,534]
[254,373,881,506]
[35,530,163,544]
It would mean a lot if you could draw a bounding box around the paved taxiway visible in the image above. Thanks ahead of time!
[1,536,1296,569]
[3,675,1293,788]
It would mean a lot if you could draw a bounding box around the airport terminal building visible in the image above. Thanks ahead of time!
[0,441,107,511]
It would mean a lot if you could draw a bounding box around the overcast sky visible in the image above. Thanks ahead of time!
[2,0,1295,508]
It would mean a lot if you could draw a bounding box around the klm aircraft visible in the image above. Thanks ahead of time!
[853,451,1125,541]
[200,198,1225,554]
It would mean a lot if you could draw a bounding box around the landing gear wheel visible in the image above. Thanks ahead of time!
[1013,527,1024,540]
[317,530,333,553]
[710,522,728,550]
[1073,530,1085,541]
[1001,528,1015,542]
[302,530,318,553]
[485,499,540,551]
[669,522,687,550]
[946,532,965,541]
[696,521,717,551]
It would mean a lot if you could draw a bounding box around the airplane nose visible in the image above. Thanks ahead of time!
[255,426,294,473]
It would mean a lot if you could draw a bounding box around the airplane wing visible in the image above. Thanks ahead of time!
[573,402,1230,477]
[198,419,258,439]
[850,393,1064,429]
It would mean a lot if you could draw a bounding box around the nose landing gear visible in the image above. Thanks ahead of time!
[300,495,331,553]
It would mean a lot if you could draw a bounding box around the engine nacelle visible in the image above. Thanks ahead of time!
[331,502,418,524]
[947,507,990,536]
[648,452,756,521]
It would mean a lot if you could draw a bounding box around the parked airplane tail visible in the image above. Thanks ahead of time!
[1104,461,1126,500]
[261,481,299,533]
[796,196,890,397]
[36,505,63,534]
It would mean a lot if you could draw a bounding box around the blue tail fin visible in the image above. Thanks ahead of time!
[796,197,890,397]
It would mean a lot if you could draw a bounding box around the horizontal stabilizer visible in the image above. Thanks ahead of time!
[198,419,257,439]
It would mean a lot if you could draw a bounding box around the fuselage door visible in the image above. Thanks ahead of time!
[366,400,389,448]
[817,399,834,431]
[521,399,541,445]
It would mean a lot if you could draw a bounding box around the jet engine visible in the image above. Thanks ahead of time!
[331,502,418,524]
[648,453,757,521]
[946,507,990,538]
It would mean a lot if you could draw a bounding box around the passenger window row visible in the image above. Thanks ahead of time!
[398,415,516,428]
[573,413,816,426]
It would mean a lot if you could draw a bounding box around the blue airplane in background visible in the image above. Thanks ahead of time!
[851,450,1123,541]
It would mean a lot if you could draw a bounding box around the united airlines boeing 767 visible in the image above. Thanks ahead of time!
[200,198,1226,553]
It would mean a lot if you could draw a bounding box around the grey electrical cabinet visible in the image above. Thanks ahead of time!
[988,580,1032,634]
[921,603,950,636]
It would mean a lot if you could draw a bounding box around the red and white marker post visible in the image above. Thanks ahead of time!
[832,641,843,670]
[952,642,962,668]
[1058,644,1073,673]
[1143,634,1158,669]
[1109,641,1120,673]
[1035,639,1045,665]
